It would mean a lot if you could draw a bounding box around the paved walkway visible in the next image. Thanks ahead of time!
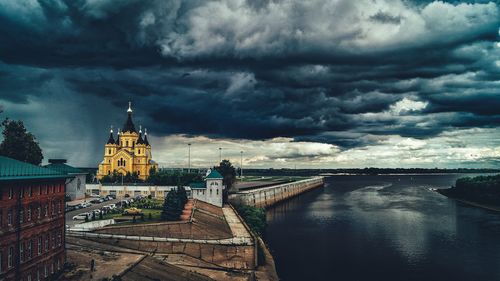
[222,207,252,239]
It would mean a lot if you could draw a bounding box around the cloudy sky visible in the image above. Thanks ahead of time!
[0,0,499,169]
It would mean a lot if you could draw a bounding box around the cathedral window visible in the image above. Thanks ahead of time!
[126,141,129,147]
[123,160,126,166]
[108,149,111,154]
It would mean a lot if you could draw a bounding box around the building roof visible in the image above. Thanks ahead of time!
[206,169,223,179]
[0,156,68,181]
[122,112,137,133]
[44,162,86,175]
[189,182,206,189]
[106,131,115,144]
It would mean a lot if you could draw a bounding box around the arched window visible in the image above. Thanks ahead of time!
[108,149,111,155]
[138,149,141,154]
[126,141,129,147]
[117,160,120,166]
[123,160,126,166]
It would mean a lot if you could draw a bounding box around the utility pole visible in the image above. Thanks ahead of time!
[188,143,191,173]
[219,147,222,164]
[240,151,243,178]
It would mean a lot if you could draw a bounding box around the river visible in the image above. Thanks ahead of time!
[265,174,500,281]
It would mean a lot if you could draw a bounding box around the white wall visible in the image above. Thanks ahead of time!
[192,178,224,207]
[86,184,191,199]
[66,174,86,200]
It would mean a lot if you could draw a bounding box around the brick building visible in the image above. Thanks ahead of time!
[0,156,69,281]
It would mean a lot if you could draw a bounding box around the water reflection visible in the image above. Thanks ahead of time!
[265,175,500,281]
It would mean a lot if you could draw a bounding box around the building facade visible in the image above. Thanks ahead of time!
[190,169,224,207]
[45,159,86,201]
[0,156,68,281]
[86,184,191,199]
[97,102,158,181]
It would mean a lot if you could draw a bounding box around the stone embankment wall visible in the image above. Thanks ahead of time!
[229,177,324,208]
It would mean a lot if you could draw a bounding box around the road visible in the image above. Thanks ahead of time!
[65,198,121,227]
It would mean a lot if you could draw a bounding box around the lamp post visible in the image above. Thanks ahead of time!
[240,151,243,178]
[219,147,222,164]
[188,143,191,173]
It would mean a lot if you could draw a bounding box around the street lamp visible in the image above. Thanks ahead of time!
[219,147,222,164]
[240,151,243,178]
[188,143,191,173]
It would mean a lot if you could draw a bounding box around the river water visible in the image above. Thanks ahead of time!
[265,175,500,281]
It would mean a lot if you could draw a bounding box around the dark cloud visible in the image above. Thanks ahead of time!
[0,0,499,166]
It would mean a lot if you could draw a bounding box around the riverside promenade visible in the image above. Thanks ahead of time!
[229,176,325,208]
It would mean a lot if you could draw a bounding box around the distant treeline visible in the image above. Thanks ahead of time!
[439,174,500,206]
[243,168,500,177]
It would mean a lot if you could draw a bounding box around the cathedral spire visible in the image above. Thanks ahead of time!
[122,101,136,133]
[107,126,115,144]
[144,128,150,146]
[137,125,145,145]
[127,101,133,113]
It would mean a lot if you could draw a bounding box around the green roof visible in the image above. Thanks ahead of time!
[44,163,85,175]
[0,156,68,181]
[189,182,206,189]
[206,169,223,179]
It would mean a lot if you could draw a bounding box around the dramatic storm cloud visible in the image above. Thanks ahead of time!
[0,0,499,168]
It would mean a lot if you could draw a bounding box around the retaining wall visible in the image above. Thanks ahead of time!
[229,177,324,208]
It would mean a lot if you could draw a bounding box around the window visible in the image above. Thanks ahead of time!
[216,189,219,195]
[27,274,32,281]
[28,206,32,221]
[44,205,48,217]
[29,186,32,197]
[20,209,24,223]
[51,232,55,248]
[123,160,126,166]
[7,210,12,225]
[36,270,40,281]
[51,202,55,216]
[138,149,141,154]
[20,242,24,263]
[37,206,41,219]
[108,149,111,154]
[44,265,48,277]
[9,187,13,199]
[44,235,49,252]
[38,237,42,255]
[58,230,62,246]
[20,187,24,198]
[39,185,42,195]
[28,240,33,259]
[126,141,129,147]
[8,246,13,268]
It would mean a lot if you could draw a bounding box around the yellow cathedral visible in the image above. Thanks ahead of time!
[97,102,158,181]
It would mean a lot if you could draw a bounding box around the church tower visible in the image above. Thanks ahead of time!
[97,102,158,181]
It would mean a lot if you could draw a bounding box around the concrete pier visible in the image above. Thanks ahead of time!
[229,177,324,208]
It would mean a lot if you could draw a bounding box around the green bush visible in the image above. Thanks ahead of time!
[235,205,267,236]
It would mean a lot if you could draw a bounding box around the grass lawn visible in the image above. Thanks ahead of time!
[103,208,163,223]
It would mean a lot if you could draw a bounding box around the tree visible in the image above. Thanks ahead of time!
[214,159,237,192]
[177,185,188,206]
[161,189,182,221]
[0,119,43,165]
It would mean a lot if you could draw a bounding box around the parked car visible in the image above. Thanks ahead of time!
[106,195,115,200]
[105,204,116,209]
[65,205,76,212]
[90,194,101,198]
[91,209,102,215]
[123,207,142,215]
[80,202,92,208]
[72,212,90,220]
[102,196,109,201]
[107,194,116,199]
[90,198,103,204]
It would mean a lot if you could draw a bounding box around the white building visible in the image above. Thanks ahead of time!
[45,159,86,200]
[86,184,192,199]
[190,169,224,207]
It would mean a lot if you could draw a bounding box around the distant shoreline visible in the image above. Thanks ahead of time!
[436,189,500,213]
